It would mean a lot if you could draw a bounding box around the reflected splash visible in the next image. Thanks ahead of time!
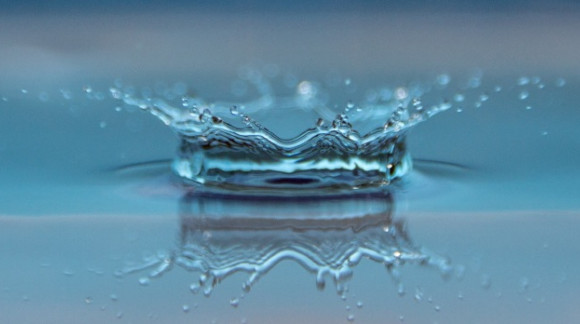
[116,189,451,297]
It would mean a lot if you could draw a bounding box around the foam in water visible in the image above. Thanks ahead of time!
[110,69,453,193]
[115,189,452,299]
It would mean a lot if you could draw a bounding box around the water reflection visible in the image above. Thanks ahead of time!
[118,188,451,298]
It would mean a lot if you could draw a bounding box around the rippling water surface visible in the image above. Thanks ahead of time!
[2,6,580,324]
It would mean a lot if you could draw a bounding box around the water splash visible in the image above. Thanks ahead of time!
[116,189,452,298]
[110,69,453,192]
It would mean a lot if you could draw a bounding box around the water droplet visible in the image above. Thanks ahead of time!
[62,269,75,277]
[480,93,489,102]
[526,106,532,110]
[99,121,107,129]
[346,101,355,110]
[494,85,502,92]
[85,297,93,304]
[397,282,405,297]
[356,301,363,308]
[457,292,464,300]
[182,304,191,313]
[189,283,200,294]
[453,93,465,102]
[394,87,408,101]
[116,311,124,319]
[519,91,529,100]
[399,315,405,322]
[138,277,150,286]
[109,87,122,99]
[414,287,424,302]
[83,86,93,94]
[518,77,530,86]
[456,108,463,113]
[347,314,355,322]
[110,294,118,301]
[520,277,530,292]
[316,118,325,128]
[298,81,316,98]
[434,305,441,312]
[114,106,122,112]
[541,131,548,136]
[436,74,451,86]
[481,274,492,289]
[346,305,351,311]
[344,78,352,86]
[229,105,239,116]
[21,89,28,94]
[555,78,566,87]
[230,297,240,308]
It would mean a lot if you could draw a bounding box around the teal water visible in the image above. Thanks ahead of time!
[2,10,580,324]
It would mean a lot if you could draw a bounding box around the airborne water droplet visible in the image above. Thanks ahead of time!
[138,277,150,286]
[436,74,451,86]
[230,297,240,308]
[519,91,529,100]
[230,105,239,116]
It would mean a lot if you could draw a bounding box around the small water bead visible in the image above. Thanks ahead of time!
[230,297,240,308]
[138,277,150,286]
[519,91,530,100]
[114,106,122,112]
[230,105,239,116]
[480,93,489,102]
[434,305,441,312]
[316,118,325,128]
[494,85,502,92]
[397,282,406,297]
[99,121,107,129]
[110,294,118,301]
[518,76,530,86]
[21,89,28,94]
[456,108,463,113]
[394,87,409,101]
[436,74,451,86]
[414,287,424,302]
[347,314,355,322]
[356,301,363,309]
[116,311,124,319]
[182,304,191,313]
[526,106,532,110]
[189,283,200,294]
[85,297,93,304]
[453,93,465,102]
[481,274,492,289]
[344,78,352,86]
[541,131,548,136]
[555,78,566,87]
